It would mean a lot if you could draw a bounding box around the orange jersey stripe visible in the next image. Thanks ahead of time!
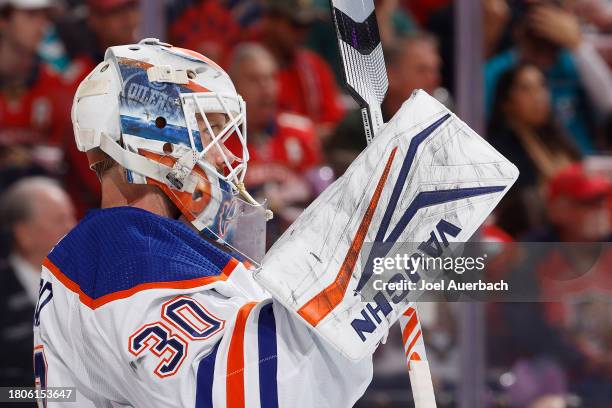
[226,302,257,408]
[42,257,238,310]
[222,258,240,277]
[297,148,398,326]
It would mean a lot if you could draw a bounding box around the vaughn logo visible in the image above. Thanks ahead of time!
[294,114,506,341]
[345,113,505,343]
[351,219,462,342]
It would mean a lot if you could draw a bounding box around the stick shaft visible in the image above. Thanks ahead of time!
[400,307,436,406]
[329,1,436,405]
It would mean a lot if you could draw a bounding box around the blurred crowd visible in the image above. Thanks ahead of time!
[1,0,612,406]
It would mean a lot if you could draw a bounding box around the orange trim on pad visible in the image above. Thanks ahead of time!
[226,302,257,408]
[42,257,239,310]
[297,148,398,326]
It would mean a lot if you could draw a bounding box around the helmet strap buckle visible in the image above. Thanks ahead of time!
[167,150,198,190]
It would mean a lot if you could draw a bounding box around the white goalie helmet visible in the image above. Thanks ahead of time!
[71,38,269,263]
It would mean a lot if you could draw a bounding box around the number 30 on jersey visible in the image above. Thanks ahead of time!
[128,295,225,378]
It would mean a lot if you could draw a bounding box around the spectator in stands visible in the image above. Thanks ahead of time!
[489,64,581,188]
[524,165,612,406]
[534,163,611,242]
[229,43,322,241]
[426,0,513,96]
[374,0,417,46]
[488,63,581,238]
[55,0,140,66]
[259,0,345,141]
[575,0,612,34]
[329,33,442,176]
[485,1,612,153]
[488,164,612,406]
[168,0,244,65]
[52,0,138,215]
[403,0,449,27]
[0,0,73,190]
[307,0,417,84]
[0,177,76,386]
[231,43,321,175]
[385,33,442,115]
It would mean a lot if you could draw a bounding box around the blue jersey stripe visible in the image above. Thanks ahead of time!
[257,303,279,408]
[196,342,220,408]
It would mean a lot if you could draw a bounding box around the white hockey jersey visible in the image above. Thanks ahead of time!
[33,206,372,407]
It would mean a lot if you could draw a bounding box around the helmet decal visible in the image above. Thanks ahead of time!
[117,57,204,151]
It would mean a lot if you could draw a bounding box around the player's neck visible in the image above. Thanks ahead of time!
[99,166,180,220]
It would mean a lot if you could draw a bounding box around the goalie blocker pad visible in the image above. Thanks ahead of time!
[255,90,519,360]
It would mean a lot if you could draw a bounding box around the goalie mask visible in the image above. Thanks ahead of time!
[71,38,269,264]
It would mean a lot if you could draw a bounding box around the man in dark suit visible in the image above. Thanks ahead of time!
[0,177,75,386]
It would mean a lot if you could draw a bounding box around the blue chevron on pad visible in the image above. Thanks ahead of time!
[355,113,507,291]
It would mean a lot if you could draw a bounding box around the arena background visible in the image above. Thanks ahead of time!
[1,0,612,407]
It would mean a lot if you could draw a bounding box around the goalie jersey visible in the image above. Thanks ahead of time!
[33,207,372,407]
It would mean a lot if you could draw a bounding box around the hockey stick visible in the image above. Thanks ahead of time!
[329,1,437,406]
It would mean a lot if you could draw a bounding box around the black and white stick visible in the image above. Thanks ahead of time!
[329,1,437,406]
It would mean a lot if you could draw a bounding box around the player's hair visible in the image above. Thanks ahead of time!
[0,177,63,255]
[91,156,117,180]
[84,146,118,180]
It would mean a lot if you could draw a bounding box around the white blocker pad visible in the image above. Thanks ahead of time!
[255,90,519,360]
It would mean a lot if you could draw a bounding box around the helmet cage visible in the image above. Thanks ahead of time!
[180,92,249,188]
